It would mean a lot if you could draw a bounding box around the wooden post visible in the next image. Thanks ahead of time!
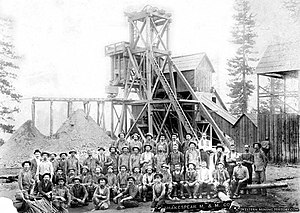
[146,16,153,134]
[270,77,275,114]
[111,101,114,136]
[124,104,128,133]
[283,77,286,113]
[97,102,100,125]
[257,74,260,142]
[102,102,106,130]
[67,101,73,118]
[50,101,53,136]
[31,100,35,127]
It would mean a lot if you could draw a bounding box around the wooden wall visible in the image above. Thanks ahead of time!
[195,58,213,93]
[258,114,300,163]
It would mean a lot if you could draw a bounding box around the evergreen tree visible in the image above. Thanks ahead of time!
[0,17,21,133]
[227,0,257,116]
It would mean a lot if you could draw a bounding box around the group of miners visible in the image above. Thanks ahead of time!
[17,131,268,212]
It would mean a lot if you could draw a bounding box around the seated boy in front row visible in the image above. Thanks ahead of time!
[171,164,185,200]
[151,173,166,212]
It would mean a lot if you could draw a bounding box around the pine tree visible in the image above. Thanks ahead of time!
[227,0,257,116]
[0,17,22,133]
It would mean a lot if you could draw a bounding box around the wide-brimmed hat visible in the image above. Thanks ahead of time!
[216,143,225,151]
[132,166,140,172]
[72,176,82,182]
[68,168,75,172]
[171,132,178,137]
[98,177,108,184]
[122,146,129,151]
[144,144,152,150]
[127,176,135,182]
[98,147,105,151]
[145,132,153,138]
[41,152,50,157]
[50,153,57,157]
[42,173,51,179]
[244,144,250,148]
[161,163,169,169]
[107,165,114,170]
[21,160,31,167]
[185,132,192,138]
[188,141,197,147]
[146,166,153,171]
[118,132,126,138]
[109,146,117,152]
[132,132,140,138]
[120,165,128,170]
[154,173,163,179]
[132,146,140,151]
[253,142,262,149]
[217,162,225,167]
[81,166,89,172]
[69,149,77,154]
[187,162,196,169]
[34,149,41,154]
[59,152,68,157]
[57,177,66,183]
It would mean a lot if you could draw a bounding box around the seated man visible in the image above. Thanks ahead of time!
[53,167,67,186]
[197,161,214,199]
[37,173,53,201]
[69,176,89,207]
[52,177,71,213]
[151,173,166,212]
[85,178,97,202]
[66,169,76,185]
[132,167,143,200]
[161,163,173,200]
[92,167,105,184]
[116,165,129,193]
[106,166,118,199]
[212,162,230,196]
[171,164,185,200]
[80,166,92,184]
[231,158,249,198]
[92,177,110,210]
[113,176,139,210]
[142,166,154,202]
[18,161,35,198]
[184,163,199,199]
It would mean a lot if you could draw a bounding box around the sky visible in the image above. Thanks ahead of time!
[0,0,298,137]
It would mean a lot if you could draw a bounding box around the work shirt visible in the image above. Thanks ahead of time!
[92,173,105,184]
[142,173,154,185]
[156,141,169,154]
[36,160,54,177]
[198,167,211,183]
[253,150,267,172]
[98,153,106,169]
[212,169,230,185]
[80,174,92,184]
[169,139,182,153]
[154,152,168,172]
[53,173,67,185]
[172,171,184,182]
[18,170,34,190]
[240,152,254,166]
[94,186,109,201]
[161,170,172,184]
[213,152,226,167]
[185,170,198,183]
[185,149,200,168]
[119,153,130,170]
[83,157,99,173]
[66,157,80,175]
[233,165,249,180]
[115,138,129,153]
[70,184,88,200]
[58,158,67,175]
[38,180,53,196]
[129,153,141,171]
[129,140,143,152]
[153,183,165,198]
[140,151,154,169]
[106,173,117,187]
[182,139,192,155]
[106,153,119,172]
[50,159,59,173]
[199,150,210,168]
[30,158,40,176]
[227,151,238,165]
[132,173,143,185]
[53,185,71,204]
[117,172,129,188]
[123,185,139,200]
[169,151,184,170]
[143,139,156,153]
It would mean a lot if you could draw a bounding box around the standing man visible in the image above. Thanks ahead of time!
[129,146,141,172]
[97,147,107,172]
[66,149,80,176]
[169,143,184,173]
[227,144,238,180]
[231,158,249,198]
[18,161,35,198]
[261,137,270,160]
[154,145,169,173]
[83,150,99,175]
[118,146,131,171]
[113,176,139,210]
[240,144,254,192]
[182,133,193,155]
[58,152,68,175]
[169,133,182,153]
[185,141,200,170]
[115,132,129,154]
[213,144,227,169]
[50,153,59,174]
[253,142,268,195]
[156,134,169,154]
[143,133,156,154]
[140,144,154,173]
[36,152,54,181]
[106,146,119,175]
[30,149,41,178]
[129,133,143,152]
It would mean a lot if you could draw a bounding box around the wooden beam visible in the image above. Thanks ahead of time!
[33,97,106,102]
[243,182,288,189]
[97,102,100,125]
[67,101,73,118]
[157,104,172,140]
[50,101,53,136]
[111,102,114,136]
[125,104,147,138]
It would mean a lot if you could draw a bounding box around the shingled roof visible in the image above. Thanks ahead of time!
[256,41,300,75]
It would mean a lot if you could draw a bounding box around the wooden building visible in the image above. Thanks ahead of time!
[256,41,300,163]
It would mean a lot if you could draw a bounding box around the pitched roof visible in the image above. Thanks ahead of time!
[195,92,237,125]
[256,41,300,74]
[233,113,258,127]
[165,53,215,73]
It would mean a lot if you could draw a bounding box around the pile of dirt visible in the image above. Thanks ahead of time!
[0,109,113,168]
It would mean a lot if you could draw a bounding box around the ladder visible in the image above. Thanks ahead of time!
[149,54,198,141]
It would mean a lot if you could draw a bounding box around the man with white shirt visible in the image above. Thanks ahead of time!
[197,161,214,199]
[30,149,41,178]
[36,152,54,181]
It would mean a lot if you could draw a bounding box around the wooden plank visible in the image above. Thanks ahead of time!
[50,101,53,136]
[31,101,35,127]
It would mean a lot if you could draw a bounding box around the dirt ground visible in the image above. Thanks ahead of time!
[0,164,299,213]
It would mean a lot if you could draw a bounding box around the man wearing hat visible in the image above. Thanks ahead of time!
[231,158,249,198]
[212,162,230,196]
[18,161,35,197]
[53,167,67,186]
[169,143,184,173]
[253,142,268,195]
[98,147,107,173]
[169,132,182,153]
[58,152,68,175]
[66,149,80,176]
[227,144,238,180]
[80,166,92,184]
[143,132,156,154]
[213,144,227,169]
[156,134,169,154]
[92,177,110,210]
[83,150,100,176]
[129,133,143,153]
[69,176,88,207]
[185,141,200,170]
[50,153,59,174]
[140,144,154,173]
[118,146,131,171]
[182,133,193,155]
[154,144,168,173]
[36,152,54,181]
[129,146,141,172]
[30,149,41,178]
[116,165,129,193]
[66,168,76,185]
[240,145,254,188]
[37,173,53,201]
[151,173,166,212]
[52,177,71,213]
[141,166,154,202]
[92,167,105,184]
[115,132,130,154]
[106,165,118,198]
[198,161,214,199]
[106,146,119,175]
[161,163,173,200]
[113,176,139,210]
[184,163,199,199]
